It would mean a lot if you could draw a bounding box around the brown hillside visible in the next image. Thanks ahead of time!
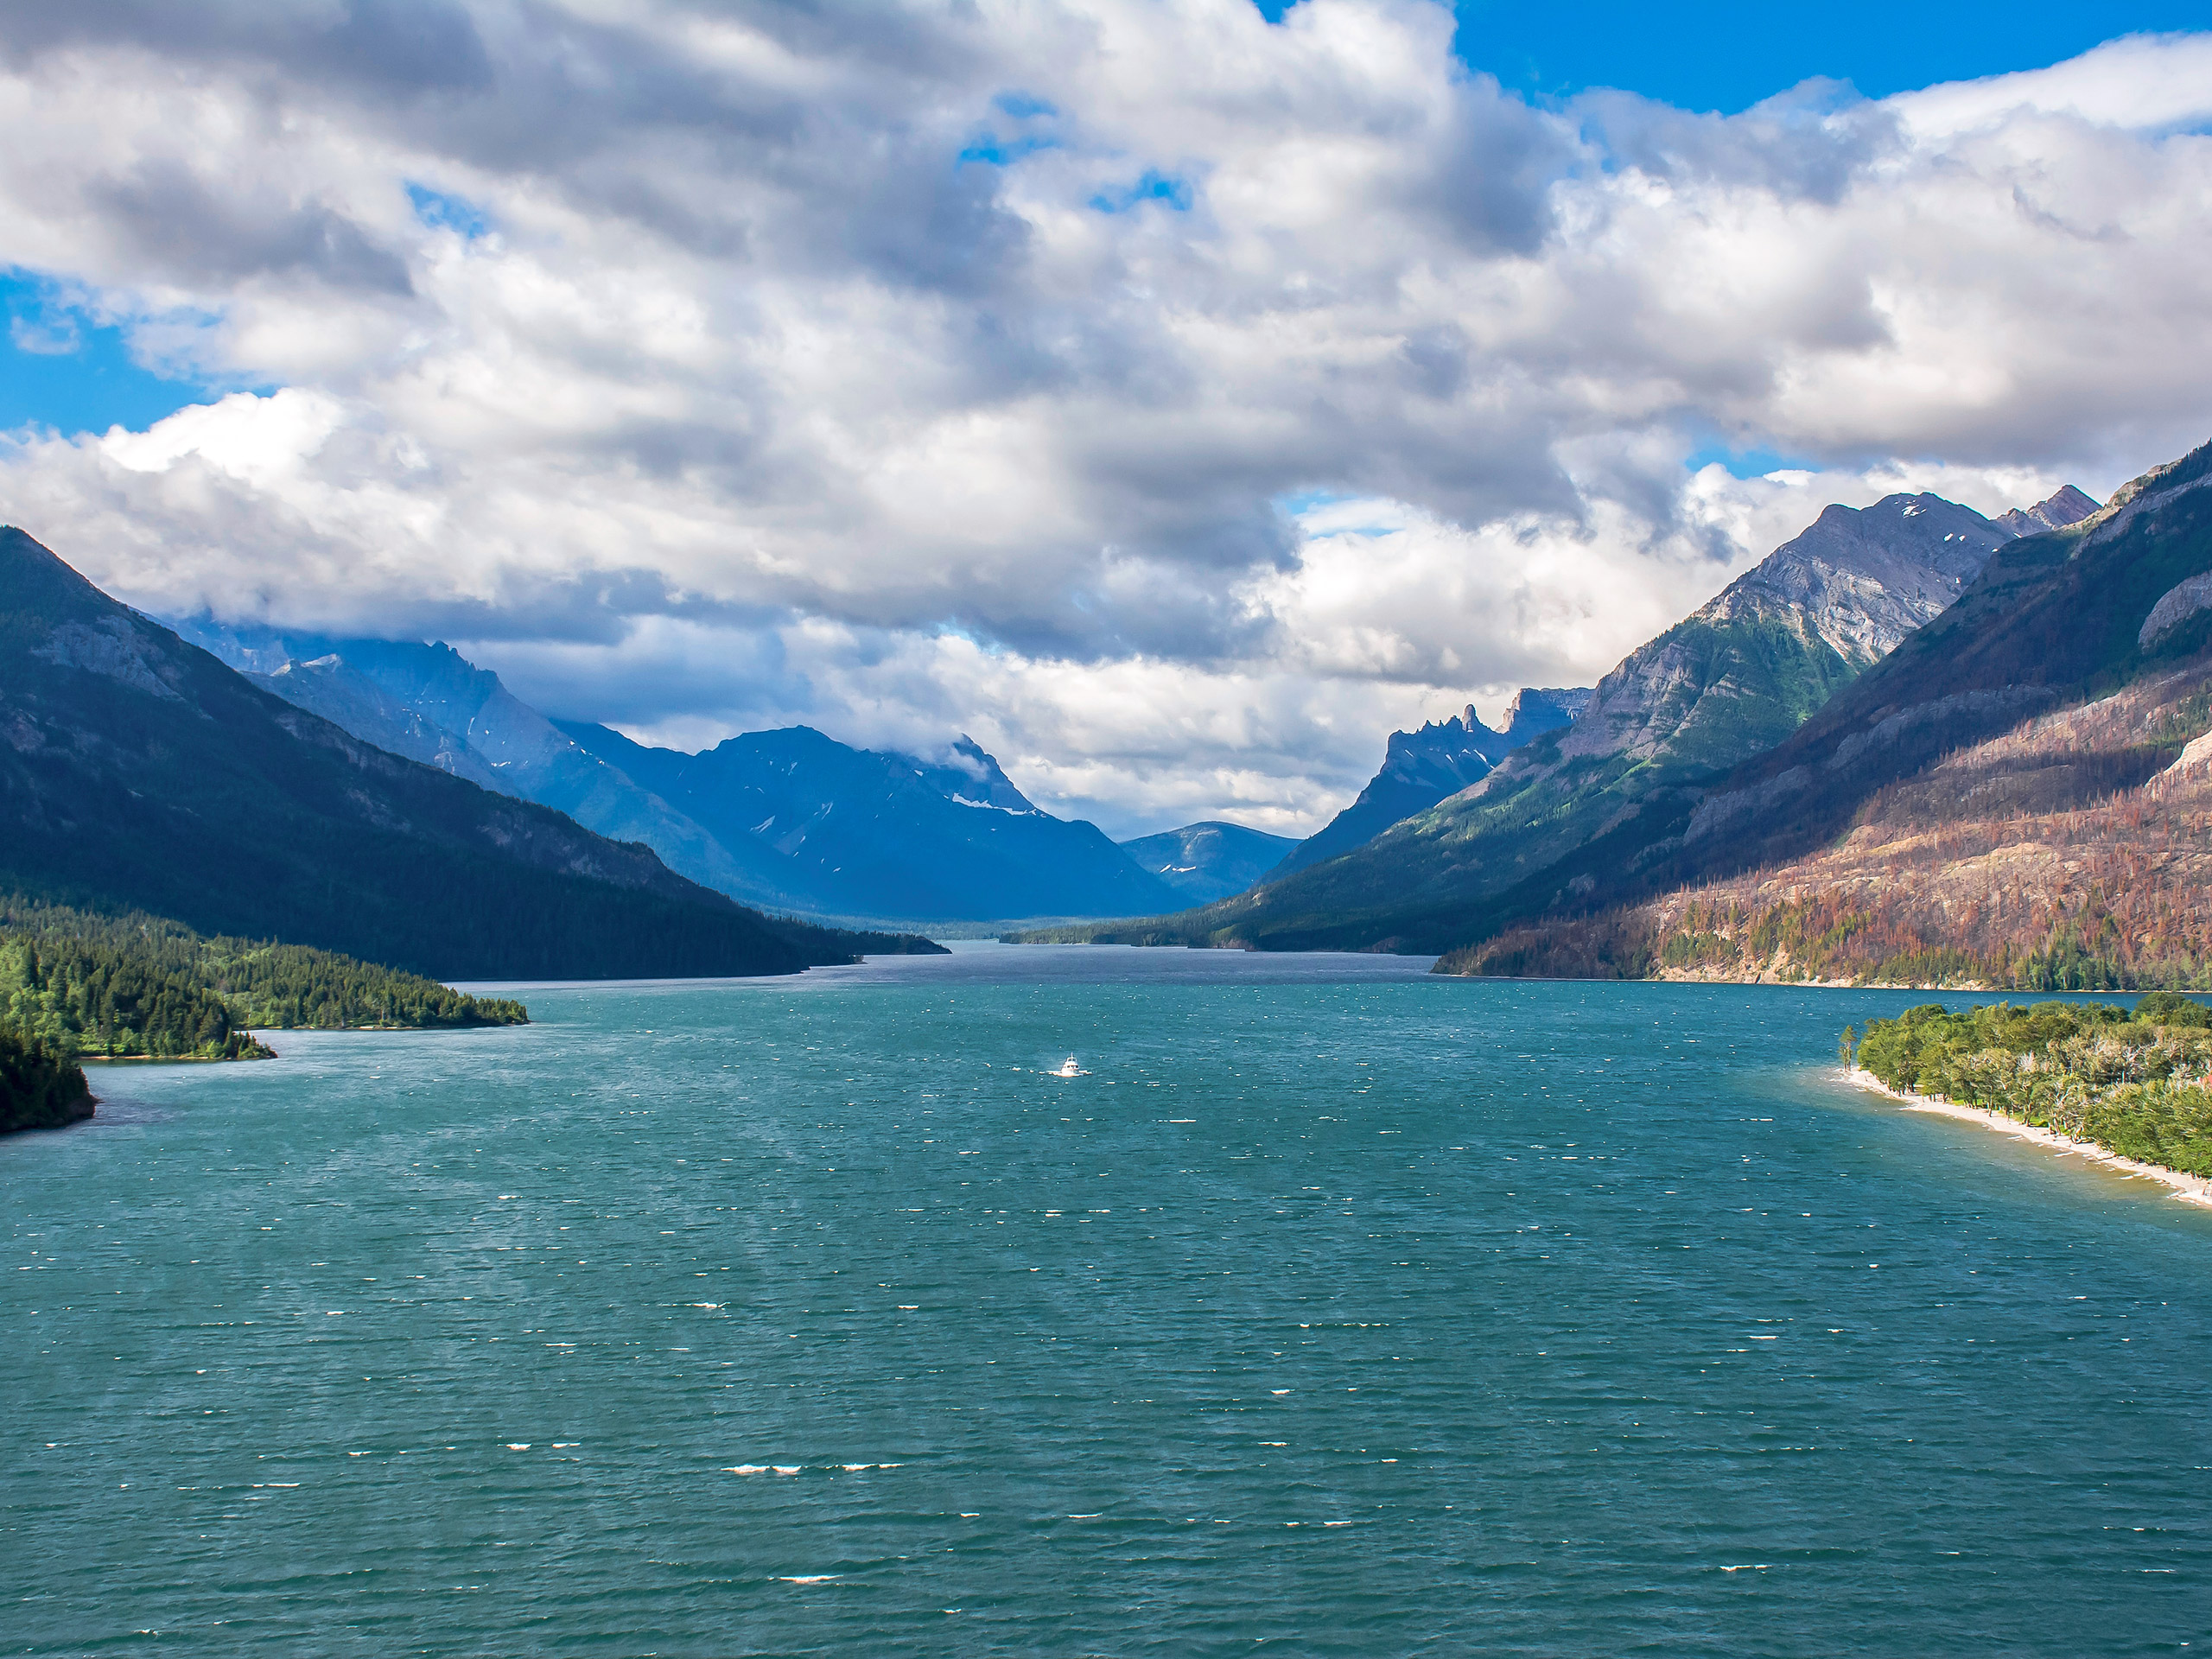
[1446,655,2212,990]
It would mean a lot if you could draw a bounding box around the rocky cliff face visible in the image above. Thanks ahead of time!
[1499,687,1592,743]
[252,655,505,791]
[1550,491,2016,772]
[1266,689,1591,880]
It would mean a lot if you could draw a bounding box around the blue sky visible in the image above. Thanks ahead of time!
[1262,0,2212,112]
[0,270,221,436]
[0,183,481,441]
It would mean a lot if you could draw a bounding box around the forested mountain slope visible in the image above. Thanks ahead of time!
[1027,486,2070,953]
[1444,442,2212,987]
[0,530,908,980]
[1,898,526,1058]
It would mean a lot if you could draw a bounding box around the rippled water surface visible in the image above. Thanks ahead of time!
[7,944,2212,1655]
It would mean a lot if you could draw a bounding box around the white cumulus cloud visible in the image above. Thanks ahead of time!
[0,1,2205,836]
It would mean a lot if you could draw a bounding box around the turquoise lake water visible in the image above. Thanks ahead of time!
[5,944,2211,1655]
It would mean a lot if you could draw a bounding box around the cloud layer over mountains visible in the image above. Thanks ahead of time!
[0,2,2209,834]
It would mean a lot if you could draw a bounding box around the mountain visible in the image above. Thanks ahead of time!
[0,529,925,980]
[187,620,1175,924]
[557,722,1179,921]
[1265,689,1591,880]
[178,625,816,912]
[1993,482,2101,538]
[1444,447,2212,987]
[1497,685,1594,744]
[1022,485,2078,954]
[1118,822,1300,905]
[253,653,507,791]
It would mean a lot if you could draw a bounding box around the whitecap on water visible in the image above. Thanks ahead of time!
[726,1465,769,1475]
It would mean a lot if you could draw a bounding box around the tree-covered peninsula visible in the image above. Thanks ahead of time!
[0,1026,93,1134]
[1848,995,2212,1177]
[0,899,528,1062]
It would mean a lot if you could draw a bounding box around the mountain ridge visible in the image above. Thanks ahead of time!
[0,529,919,980]
[182,619,1173,923]
[556,721,1179,922]
[1264,688,1591,881]
[1119,821,1300,905]
[1440,448,2212,987]
[176,623,823,913]
[1014,483,2082,955]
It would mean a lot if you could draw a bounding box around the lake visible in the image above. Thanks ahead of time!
[5,944,2209,1654]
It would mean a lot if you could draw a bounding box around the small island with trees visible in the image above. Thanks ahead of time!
[0,898,530,1134]
[1847,994,2212,1185]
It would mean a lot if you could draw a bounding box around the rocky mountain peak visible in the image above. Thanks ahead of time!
[1993,483,2101,537]
[1264,683,1593,880]
[916,734,1039,813]
[1714,491,2010,664]
[1535,489,2014,774]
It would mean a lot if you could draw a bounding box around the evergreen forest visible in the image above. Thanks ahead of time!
[0,898,528,1062]
[1849,995,2212,1177]
[0,1025,93,1134]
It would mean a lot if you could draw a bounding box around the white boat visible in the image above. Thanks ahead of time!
[1049,1054,1087,1077]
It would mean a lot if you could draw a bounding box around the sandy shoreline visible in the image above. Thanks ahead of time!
[1847,1066,2212,1207]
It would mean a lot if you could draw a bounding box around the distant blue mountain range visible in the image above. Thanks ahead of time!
[170,620,1587,925]
[172,621,1183,923]
[556,720,1173,922]
[1117,821,1300,905]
